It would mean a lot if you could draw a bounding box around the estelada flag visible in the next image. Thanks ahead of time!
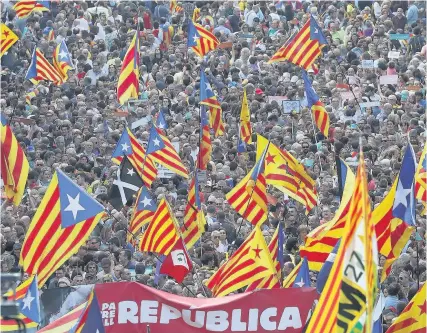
[159,238,193,283]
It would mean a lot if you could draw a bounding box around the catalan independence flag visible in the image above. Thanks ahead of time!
[205,226,277,297]
[38,302,87,333]
[283,260,302,288]
[13,0,50,18]
[42,26,54,41]
[226,143,268,226]
[239,88,252,144]
[169,0,184,14]
[19,169,105,288]
[269,15,327,70]
[200,70,224,137]
[302,70,329,137]
[69,290,105,333]
[187,20,219,58]
[111,127,157,188]
[53,40,74,81]
[181,173,206,249]
[197,105,212,170]
[26,47,64,85]
[139,198,180,256]
[246,223,284,292]
[146,126,188,178]
[128,186,157,243]
[1,23,19,58]
[117,29,139,105]
[415,145,427,203]
[386,283,426,333]
[1,119,30,205]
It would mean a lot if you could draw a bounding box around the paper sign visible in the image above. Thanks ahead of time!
[360,101,381,108]
[131,116,151,130]
[218,42,232,49]
[267,96,287,103]
[361,60,375,68]
[380,75,398,85]
[197,170,207,183]
[389,34,410,40]
[336,83,350,90]
[340,91,355,101]
[282,100,300,114]
[157,165,176,179]
[347,76,357,85]
[387,51,400,59]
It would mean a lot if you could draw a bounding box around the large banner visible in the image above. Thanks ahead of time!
[95,282,318,333]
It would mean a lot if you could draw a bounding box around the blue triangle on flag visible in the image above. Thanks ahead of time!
[80,293,105,333]
[57,170,104,227]
[112,129,134,157]
[19,275,40,323]
[309,15,327,45]
[25,48,38,81]
[156,111,168,130]
[187,21,200,48]
[293,257,311,288]
[146,126,165,154]
[136,186,157,212]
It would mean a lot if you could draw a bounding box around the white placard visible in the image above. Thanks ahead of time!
[379,75,398,85]
[131,116,152,130]
[360,101,381,108]
[157,165,176,178]
[387,51,400,59]
[361,60,375,68]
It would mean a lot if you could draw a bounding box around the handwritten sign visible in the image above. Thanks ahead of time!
[361,60,375,68]
[389,34,410,40]
[282,100,300,114]
[360,101,381,108]
[387,51,400,59]
[380,75,398,85]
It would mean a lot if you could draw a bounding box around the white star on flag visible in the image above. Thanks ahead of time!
[153,138,161,147]
[64,193,85,220]
[158,121,165,129]
[121,142,130,152]
[393,180,412,210]
[193,34,199,43]
[58,50,68,59]
[141,196,152,207]
[126,168,135,176]
[205,82,212,91]
[295,278,306,288]
[22,291,35,310]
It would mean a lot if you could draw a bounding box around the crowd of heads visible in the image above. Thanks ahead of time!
[0,1,426,330]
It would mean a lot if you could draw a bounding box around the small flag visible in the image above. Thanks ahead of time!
[19,275,40,323]
[26,47,64,85]
[156,111,168,130]
[159,238,193,283]
[292,257,310,288]
[53,40,74,81]
[117,29,139,105]
[1,23,19,57]
[69,290,105,333]
[187,20,219,58]
[13,0,50,19]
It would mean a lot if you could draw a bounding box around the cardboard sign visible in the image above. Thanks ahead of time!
[380,75,398,85]
[361,60,375,68]
[360,101,381,108]
[387,51,400,59]
[218,42,233,49]
[282,100,300,114]
[389,33,410,40]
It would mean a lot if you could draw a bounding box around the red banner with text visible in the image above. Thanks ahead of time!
[95,282,318,333]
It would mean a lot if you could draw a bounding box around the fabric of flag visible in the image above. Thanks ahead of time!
[385,283,426,333]
[226,145,268,226]
[292,257,310,288]
[197,105,212,170]
[302,70,329,137]
[187,20,219,57]
[246,223,284,292]
[256,135,317,214]
[25,47,64,85]
[117,30,139,105]
[111,127,157,188]
[1,121,30,206]
[13,0,50,18]
[169,0,184,14]
[128,186,156,242]
[299,158,355,270]
[139,198,180,256]
[309,62,319,74]
[305,152,378,333]
[53,40,73,81]
[69,290,105,333]
[199,70,224,137]
[372,292,386,333]
[1,23,19,58]
[239,88,252,144]
[283,261,302,288]
[415,145,427,203]
[269,15,327,70]
[18,275,40,323]
[192,7,201,22]
[159,238,193,283]
[19,169,105,288]
[146,126,188,178]
[37,302,87,333]
[156,111,168,130]
[316,240,340,293]
[373,144,417,282]
[109,156,144,211]
[205,226,278,297]
[25,89,39,105]
[181,174,206,249]
[43,26,54,41]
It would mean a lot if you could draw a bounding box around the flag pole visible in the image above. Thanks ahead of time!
[307,106,324,172]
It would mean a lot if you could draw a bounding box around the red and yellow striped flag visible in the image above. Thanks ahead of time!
[205,226,277,297]
[239,88,252,144]
[192,7,201,22]
[181,174,206,249]
[139,198,180,256]
[37,302,87,333]
[13,0,50,18]
[117,30,139,105]
[1,122,29,205]
[306,152,377,333]
[170,0,184,14]
[128,186,156,243]
[187,20,219,58]
[415,145,426,202]
[1,23,19,58]
[197,106,212,170]
[25,47,64,85]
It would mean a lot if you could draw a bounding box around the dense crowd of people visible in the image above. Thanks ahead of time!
[0,1,426,331]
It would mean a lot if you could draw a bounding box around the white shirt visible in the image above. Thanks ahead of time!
[73,18,90,31]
